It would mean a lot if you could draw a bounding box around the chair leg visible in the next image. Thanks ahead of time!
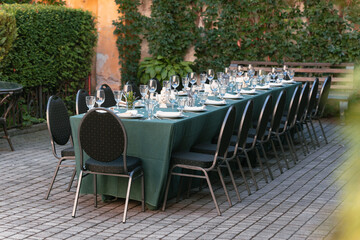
[299,125,310,154]
[309,118,320,147]
[94,174,97,208]
[276,135,290,170]
[225,160,241,202]
[45,159,63,200]
[217,167,232,206]
[72,170,83,217]
[2,124,14,151]
[141,172,145,212]
[176,176,183,203]
[304,121,316,150]
[295,126,307,156]
[67,167,76,192]
[270,139,283,174]
[255,147,268,184]
[244,151,259,191]
[318,118,328,144]
[123,174,133,223]
[203,170,221,216]
[285,132,298,164]
[236,156,251,195]
[260,143,274,180]
[162,170,173,211]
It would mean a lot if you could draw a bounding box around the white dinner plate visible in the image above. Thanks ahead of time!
[155,112,184,119]
[205,100,227,106]
[223,94,243,99]
[116,113,144,119]
[183,106,207,112]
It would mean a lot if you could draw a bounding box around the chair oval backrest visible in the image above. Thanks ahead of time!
[296,82,310,121]
[286,86,301,128]
[216,106,237,158]
[100,84,117,107]
[256,94,273,140]
[76,89,89,115]
[271,90,287,133]
[47,96,71,146]
[79,108,127,166]
[307,78,319,117]
[237,100,253,149]
[316,76,332,117]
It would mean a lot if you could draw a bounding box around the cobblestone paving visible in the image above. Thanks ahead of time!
[0,118,350,239]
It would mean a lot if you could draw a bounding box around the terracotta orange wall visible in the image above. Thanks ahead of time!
[65,0,121,91]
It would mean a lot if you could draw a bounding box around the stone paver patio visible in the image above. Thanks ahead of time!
[0,118,350,239]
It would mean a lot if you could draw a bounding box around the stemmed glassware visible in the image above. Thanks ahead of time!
[148,78,157,98]
[247,64,255,78]
[95,89,105,107]
[265,75,271,86]
[113,90,123,109]
[177,98,186,114]
[188,72,197,88]
[271,67,277,80]
[85,96,95,111]
[210,79,219,96]
[228,76,235,92]
[243,72,250,87]
[235,82,242,96]
[288,69,295,79]
[277,72,284,83]
[206,69,214,82]
[198,92,209,106]
[182,77,189,90]
[199,73,207,91]
[139,85,149,104]
[219,85,227,100]
[217,72,225,85]
[170,75,180,91]
[163,80,170,91]
[258,70,266,85]
[237,65,244,77]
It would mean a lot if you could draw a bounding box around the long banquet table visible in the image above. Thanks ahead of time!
[70,83,300,209]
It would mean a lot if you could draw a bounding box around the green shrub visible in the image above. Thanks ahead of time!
[0,4,97,115]
[137,56,193,84]
[0,10,16,63]
[0,0,31,4]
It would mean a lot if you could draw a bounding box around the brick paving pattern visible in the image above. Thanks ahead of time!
[0,118,349,239]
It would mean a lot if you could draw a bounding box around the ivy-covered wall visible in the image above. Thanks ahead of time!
[114,0,360,85]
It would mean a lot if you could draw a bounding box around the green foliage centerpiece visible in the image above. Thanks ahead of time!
[125,91,136,110]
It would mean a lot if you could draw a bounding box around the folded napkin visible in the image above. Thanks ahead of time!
[282,80,295,84]
[205,99,226,105]
[269,83,283,87]
[183,105,206,111]
[118,110,138,117]
[204,84,211,93]
[240,89,256,94]
[255,85,270,90]
[155,111,182,118]
[177,91,188,96]
[223,93,241,99]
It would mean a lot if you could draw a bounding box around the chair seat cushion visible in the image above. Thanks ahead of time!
[191,143,235,158]
[85,155,142,174]
[171,151,214,168]
[61,146,75,157]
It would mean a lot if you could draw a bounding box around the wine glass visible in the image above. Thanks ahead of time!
[206,69,214,82]
[182,77,189,90]
[288,69,295,79]
[219,85,227,100]
[216,72,223,80]
[198,92,209,106]
[177,97,186,114]
[113,90,123,109]
[277,72,284,83]
[235,82,242,95]
[271,68,277,80]
[210,79,219,96]
[139,85,149,104]
[258,70,265,84]
[228,76,235,92]
[148,79,157,98]
[251,78,257,89]
[170,75,180,91]
[188,72,197,88]
[224,67,230,75]
[95,89,105,107]
[265,75,271,86]
[85,96,95,111]
[169,91,178,109]
[247,64,255,78]
[237,65,244,77]
[243,72,250,87]
[199,73,207,90]
[163,80,170,91]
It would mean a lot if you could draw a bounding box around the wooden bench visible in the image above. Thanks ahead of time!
[230,60,357,119]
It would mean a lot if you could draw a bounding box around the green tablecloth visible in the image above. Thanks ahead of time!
[70,83,300,209]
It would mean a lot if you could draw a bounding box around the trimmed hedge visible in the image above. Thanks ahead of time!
[0,4,97,114]
[0,10,16,63]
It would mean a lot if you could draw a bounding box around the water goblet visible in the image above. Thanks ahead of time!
[288,69,295,79]
[198,92,209,106]
[265,75,271,86]
[148,78,157,98]
[216,72,223,81]
[219,85,227,100]
[170,75,180,91]
[95,89,105,107]
[277,72,284,83]
[235,82,242,96]
[228,76,235,92]
[85,96,96,111]
[113,90,123,109]
[243,73,250,87]
[210,79,219,96]
[251,78,257,89]
[206,69,214,82]
[139,85,149,104]
[177,97,186,114]
[237,65,244,77]
[169,91,178,109]
[248,64,255,78]
[271,68,277,80]
[163,80,170,91]
[182,77,189,90]
[199,73,207,90]
[188,72,197,88]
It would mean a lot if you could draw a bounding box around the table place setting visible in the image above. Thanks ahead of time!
[240,88,257,95]
[282,79,296,84]
[269,82,284,87]
[154,111,184,119]
[222,93,243,99]
[116,110,144,119]
[183,105,207,112]
[205,99,227,105]
[255,85,271,90]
